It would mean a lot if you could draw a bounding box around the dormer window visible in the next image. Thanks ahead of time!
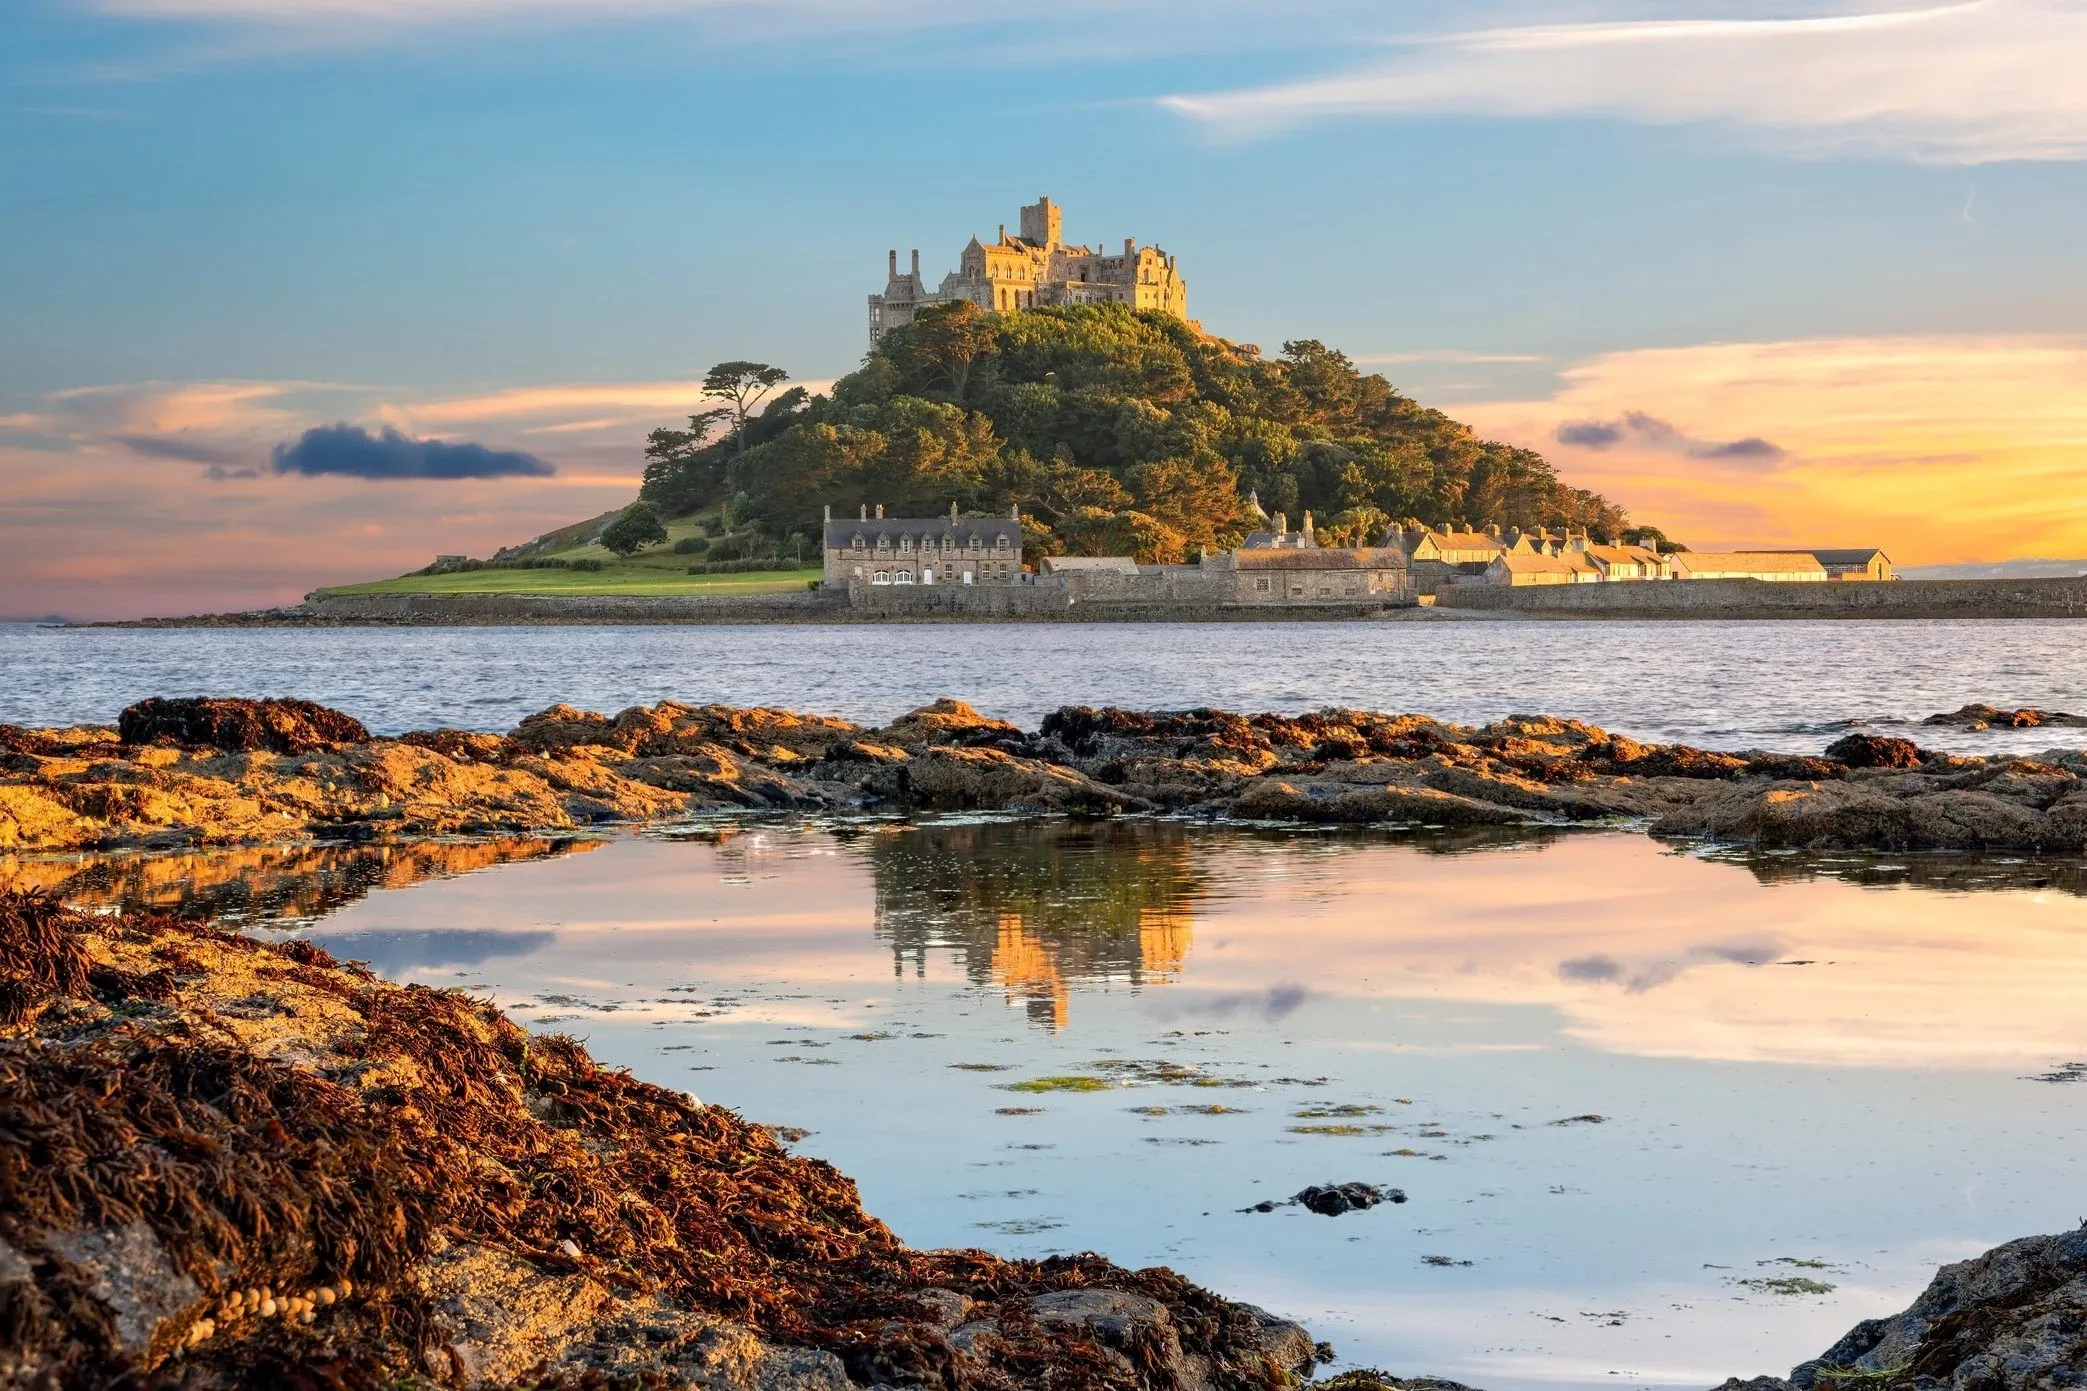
[852,535,865,552]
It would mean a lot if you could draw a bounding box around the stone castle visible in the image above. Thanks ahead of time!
[867,196,1190,345]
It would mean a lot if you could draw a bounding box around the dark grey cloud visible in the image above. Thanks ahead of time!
[1555,411,1785,465]
[1696,437,1783,460]
[1558,954,1623,983]
[271,423,555,480]
[1556,421,1625,448]
[114,431,244,465]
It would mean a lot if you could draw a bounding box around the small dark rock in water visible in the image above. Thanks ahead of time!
[1822,733,1927,769]
[1549,1113,1605,1125]
[1241,1182,1406,1216]
[1297,1183,1403,1216]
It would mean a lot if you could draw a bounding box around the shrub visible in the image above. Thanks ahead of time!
[601,501,669,557]
[684,558,794,575]
[673,536,711,556]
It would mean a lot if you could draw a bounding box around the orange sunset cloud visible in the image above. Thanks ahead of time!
[1461,333,2087,563]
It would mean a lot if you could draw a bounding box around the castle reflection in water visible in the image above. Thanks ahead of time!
[867,821,1207,1029]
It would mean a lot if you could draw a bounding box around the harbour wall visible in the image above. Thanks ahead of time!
[1433,575,2087,619]
[297,589,1394,625]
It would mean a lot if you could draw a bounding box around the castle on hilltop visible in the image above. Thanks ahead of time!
[867,196,1190,345]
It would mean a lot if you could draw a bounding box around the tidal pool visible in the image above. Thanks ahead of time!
[15,821,2087,1389]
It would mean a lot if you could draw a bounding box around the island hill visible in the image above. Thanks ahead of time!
[303,196,2085,625]
[320,198,1643,606]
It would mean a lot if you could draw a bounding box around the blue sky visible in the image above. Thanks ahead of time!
[5,0,2087,616]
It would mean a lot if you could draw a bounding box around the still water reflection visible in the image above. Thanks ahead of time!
[11,822,2086,1389]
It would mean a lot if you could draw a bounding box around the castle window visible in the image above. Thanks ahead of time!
[1254,578,1272,593]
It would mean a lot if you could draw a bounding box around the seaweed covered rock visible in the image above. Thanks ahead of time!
[1923,704,2087,731]
[117,697,370,753]
[1821,734,1926,770]
[1741,1226,2087,1391]
[0,892,1317,1390]
[6,697,2087,854]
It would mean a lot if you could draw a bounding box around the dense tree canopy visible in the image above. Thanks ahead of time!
[641,305,1633,562]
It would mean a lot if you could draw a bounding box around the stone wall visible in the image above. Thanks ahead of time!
[1434,576,2087,619]
[845,581,1073,618]
[305,590,848,625]
[1060,567,1231,607]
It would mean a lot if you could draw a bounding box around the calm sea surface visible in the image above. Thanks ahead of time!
[6,620,2086,1387]
[4,618,2087,752]
[7,822,2086,1390]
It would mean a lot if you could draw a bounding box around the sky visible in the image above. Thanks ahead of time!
[3,0,2086,619]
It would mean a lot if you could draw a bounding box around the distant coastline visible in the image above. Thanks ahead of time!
[69,571,2087,626]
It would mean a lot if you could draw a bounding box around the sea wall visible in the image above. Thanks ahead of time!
[1433,575,2087,619]
[304,590,848,624]
[299,588,1396,625]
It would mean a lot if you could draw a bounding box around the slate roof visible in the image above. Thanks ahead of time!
[1232,547,1406,571]
[1673,551,1828,576]
[1764,548,1889,566]
[825,518,1021,550]
[1492,550,1597,576]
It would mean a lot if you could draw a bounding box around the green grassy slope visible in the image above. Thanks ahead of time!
[319,514,819,597]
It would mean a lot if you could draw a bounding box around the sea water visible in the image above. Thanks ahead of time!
[5,618,2087,754]
[10,820,2086,1391]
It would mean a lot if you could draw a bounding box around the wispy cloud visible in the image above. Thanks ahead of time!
[1353,349,1548,365]
[1163,1,2087,164]
[1555,411,1785,465]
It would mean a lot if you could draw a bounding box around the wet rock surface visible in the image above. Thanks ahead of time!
[5,696,2087,854]
[0,890,1322,1389]
[1924,704,2087,731]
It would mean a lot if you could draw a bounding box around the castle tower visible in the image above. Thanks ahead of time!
[1019,196,1062,248]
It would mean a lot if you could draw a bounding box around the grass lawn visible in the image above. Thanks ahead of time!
[318,566,821,597]
[318,511,821,597]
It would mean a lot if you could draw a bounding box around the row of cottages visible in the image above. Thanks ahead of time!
[821,503,1024,588]
[1487,541,1673,586]
[1033,509,1411,606]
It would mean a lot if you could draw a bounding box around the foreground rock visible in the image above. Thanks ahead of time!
[4,696,2087,854]
[8,886,2084,1391]
[1318,1225,2087,1391]
[0,892,1317,1389]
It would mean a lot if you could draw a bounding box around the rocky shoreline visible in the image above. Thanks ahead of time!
[5,696,2087,855]
[6,889,2087,1390]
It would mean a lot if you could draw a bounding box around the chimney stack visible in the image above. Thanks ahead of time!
[1010,503,1020,520]
[824,504,831,522]
[1123,237,1135,258]
[950,500,958,522]
[887,250,897,279]
[860,504,867,521]
[1273,511,1287,537]
[909,249,920,278]
[876,503,884,520]
[1303,510,1315,538]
